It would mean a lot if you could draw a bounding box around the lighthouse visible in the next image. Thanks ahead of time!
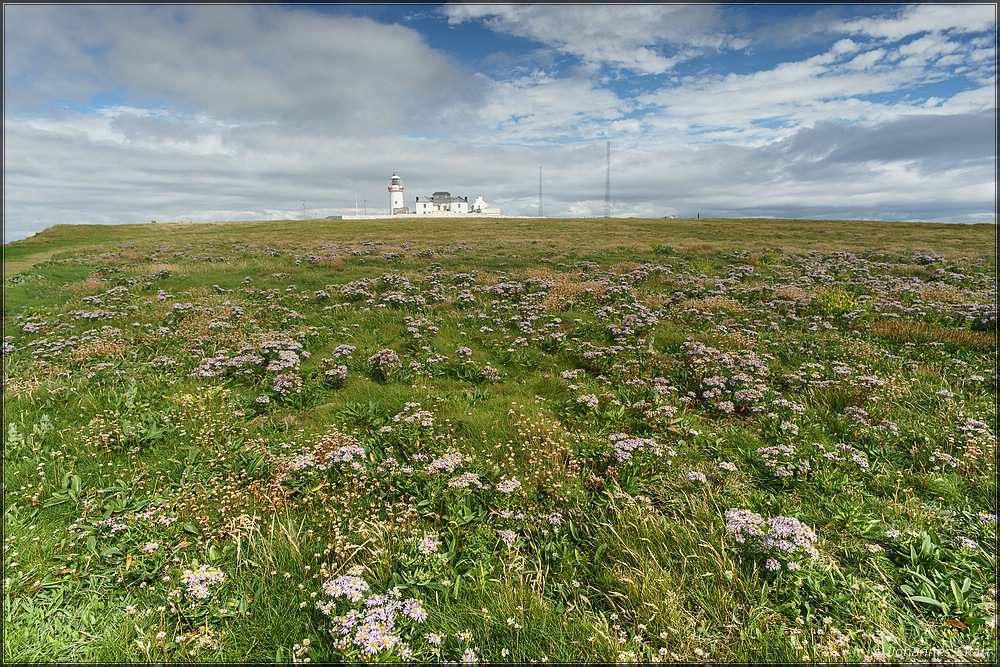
[388,170,405,214]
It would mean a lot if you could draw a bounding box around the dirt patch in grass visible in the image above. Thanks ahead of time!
[3,249,65,277]
[145,263,183,274]
[541,275,607,311]
[676,297,746,312]
[886,263,935,279]
[772,286,811,300]
[918,283,974,303]
[514,267,555,281]
[64,277,109,294]
[70,338,129,363]
[870,319,997,352]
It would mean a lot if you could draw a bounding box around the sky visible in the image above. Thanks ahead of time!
[3,3,997,244]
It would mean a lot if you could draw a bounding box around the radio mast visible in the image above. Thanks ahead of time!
[604,141,611,218]
[538,167,543,217]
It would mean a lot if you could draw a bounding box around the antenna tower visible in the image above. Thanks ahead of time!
[538,167,543,217]
[604,141,611,217]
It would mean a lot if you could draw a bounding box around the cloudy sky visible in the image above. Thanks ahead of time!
[3,3,996,243]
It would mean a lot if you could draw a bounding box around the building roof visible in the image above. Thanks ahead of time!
[425,192,467,203]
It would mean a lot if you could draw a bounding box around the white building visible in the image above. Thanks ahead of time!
[471,195,501,214]
[388,171,499,216]
[388,170,406,214]
[333,170,520,220]
[416,192,468,214]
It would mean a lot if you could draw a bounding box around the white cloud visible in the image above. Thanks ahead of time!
[830,38,860,55]
[897,33,960,59]
[17,106,241,157]
[633,28,995,150]
[469,71,629,143]
[3,5,483,134]
[443,4,734,74]
[843,48,885,71]
[840,4,996,40]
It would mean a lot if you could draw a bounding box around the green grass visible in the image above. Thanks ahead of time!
[3,217,997,663]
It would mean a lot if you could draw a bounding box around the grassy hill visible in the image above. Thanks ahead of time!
[4,217,997,273]
[3,217,996,663]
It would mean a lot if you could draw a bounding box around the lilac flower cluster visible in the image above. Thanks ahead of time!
[417,535,441,556]
[316,565,443,660]
[404,316,439,340]
[266,349,301,373]
[273,372,303,397]
[757,441,869,479]
[425,451,472,474]
[946,416,997,475]
[22,325,123,360]
[391,403,435,429]
[319,567,370,603]
[448,472,483,489]
[192,334,304,384]
[929,450,959,470]
[368,348,402,380]
[275,434,368,484]
[330,344,356,360]
[842,406,901,441]
[539,511,563,526]
[180,564,226,600]
[495,477,521,494]
[607,433,675,464]
[596,301,659,339]
[725,508,820,568]
[498,529,518,547]
[679,341,774,414]
[340,274,428,309]
[480,364,502,382]
[322,364,348,384]
[686,471,707,484]
[92,505,179,535]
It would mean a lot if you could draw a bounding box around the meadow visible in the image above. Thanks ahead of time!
[3,216,996,663]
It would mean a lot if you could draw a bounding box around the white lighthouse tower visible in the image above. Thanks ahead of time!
[388,170,405,214]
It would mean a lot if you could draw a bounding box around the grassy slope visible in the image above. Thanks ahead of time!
[5,217,997,276]
[3,217,996,664]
